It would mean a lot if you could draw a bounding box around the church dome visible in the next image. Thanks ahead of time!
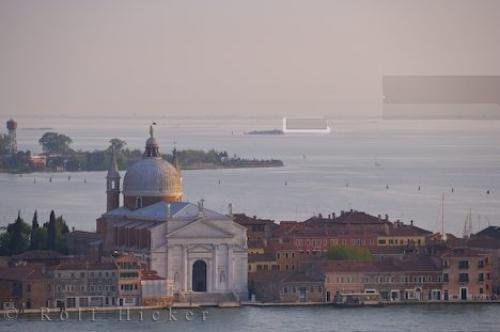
[123,157,182,197]
[122,124,183,207]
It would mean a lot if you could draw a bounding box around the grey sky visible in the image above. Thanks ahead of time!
[1,0,499,118]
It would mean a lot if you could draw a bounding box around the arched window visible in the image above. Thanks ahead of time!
[136,196,143,208]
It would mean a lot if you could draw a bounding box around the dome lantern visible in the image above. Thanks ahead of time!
[122,124,182,209]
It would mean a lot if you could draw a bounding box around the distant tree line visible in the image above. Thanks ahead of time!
[0,210,69,255]
[1,132,283,172]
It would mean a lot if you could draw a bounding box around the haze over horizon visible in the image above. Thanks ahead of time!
[1,0,500,119]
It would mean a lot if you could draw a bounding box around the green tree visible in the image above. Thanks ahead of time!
[30,210,47,250]
[46,210,57,250]
[327,244,372,261]
[44,211,69,253]
[108,138,127,152]
[0,133,9,154]
[0,211,31,255]
[39,132,72,154]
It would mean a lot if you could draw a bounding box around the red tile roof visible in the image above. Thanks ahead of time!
[54,260,117,271]
[440,247,489,258]
[0,265,47,281]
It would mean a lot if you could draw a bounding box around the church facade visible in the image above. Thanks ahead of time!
[97,126,248,300]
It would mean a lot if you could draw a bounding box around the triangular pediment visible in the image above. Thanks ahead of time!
[167,219,234,239]
[187,244,213,253]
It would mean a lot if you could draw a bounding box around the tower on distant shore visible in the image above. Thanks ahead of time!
[106,148,121,211]
[6,119,17,154]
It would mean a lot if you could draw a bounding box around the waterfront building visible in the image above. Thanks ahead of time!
[321,257,443,303]
[440,248,492,301]
[467,226,500,295]
[97,126,248,301]
[0,265,51,310]
[51,261,118,308]
[140,269,172,306]
[249,271,324,303]
[114,254,141,306]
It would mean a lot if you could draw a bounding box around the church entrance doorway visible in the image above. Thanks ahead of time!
[192,260,207,292]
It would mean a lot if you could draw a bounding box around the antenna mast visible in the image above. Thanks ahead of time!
[441,193,445,240]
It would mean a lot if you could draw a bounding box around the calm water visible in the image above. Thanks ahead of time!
[2,305,500,332]
[0,116,499,236]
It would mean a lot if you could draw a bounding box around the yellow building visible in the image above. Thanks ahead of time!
[248,253,279,273]
[377,221,432,246]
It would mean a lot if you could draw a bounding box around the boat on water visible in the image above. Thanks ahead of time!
[330,291,382,308]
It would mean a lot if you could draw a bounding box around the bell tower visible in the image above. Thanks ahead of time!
[106,148,121,211]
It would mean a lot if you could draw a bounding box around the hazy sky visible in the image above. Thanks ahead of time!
[1,0,499,118]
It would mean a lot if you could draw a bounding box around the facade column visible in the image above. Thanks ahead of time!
[227,245,234,291]
[182,245,188,291]
[212,245,218,292]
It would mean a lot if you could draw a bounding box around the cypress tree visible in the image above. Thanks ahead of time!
[47,210,57,250]
[30,210,40,250]
[7,211,30,255]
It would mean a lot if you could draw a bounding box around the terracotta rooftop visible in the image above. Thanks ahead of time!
[54,260,117,271]
[467,235,500,250]
[13,250,63,261]
[319,256,440,273]
[387,223,433,236]
[233,213,276,225]
[475,226,500,241]
[0,265,47,281]
[440,247,489,258]
[368,246,407,255]
[141,270,165,281]
[313,211,391,225]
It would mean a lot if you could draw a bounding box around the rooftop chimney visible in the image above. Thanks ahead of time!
[410,220,414,226]
[385,214,389,221]
[228,203,233,218]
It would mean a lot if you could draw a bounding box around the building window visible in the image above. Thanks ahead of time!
[458,260,469,269]
[459,273,469,283]
[478,273,484,282]
[136,197,143,208]
[478,260,485,268]
[443,273,449,282]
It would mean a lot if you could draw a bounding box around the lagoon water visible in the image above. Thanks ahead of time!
[0,116,499,236]
[2,305,500,332]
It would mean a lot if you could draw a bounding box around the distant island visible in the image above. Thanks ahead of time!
[246,129,284,135]
[0,130,284,173]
